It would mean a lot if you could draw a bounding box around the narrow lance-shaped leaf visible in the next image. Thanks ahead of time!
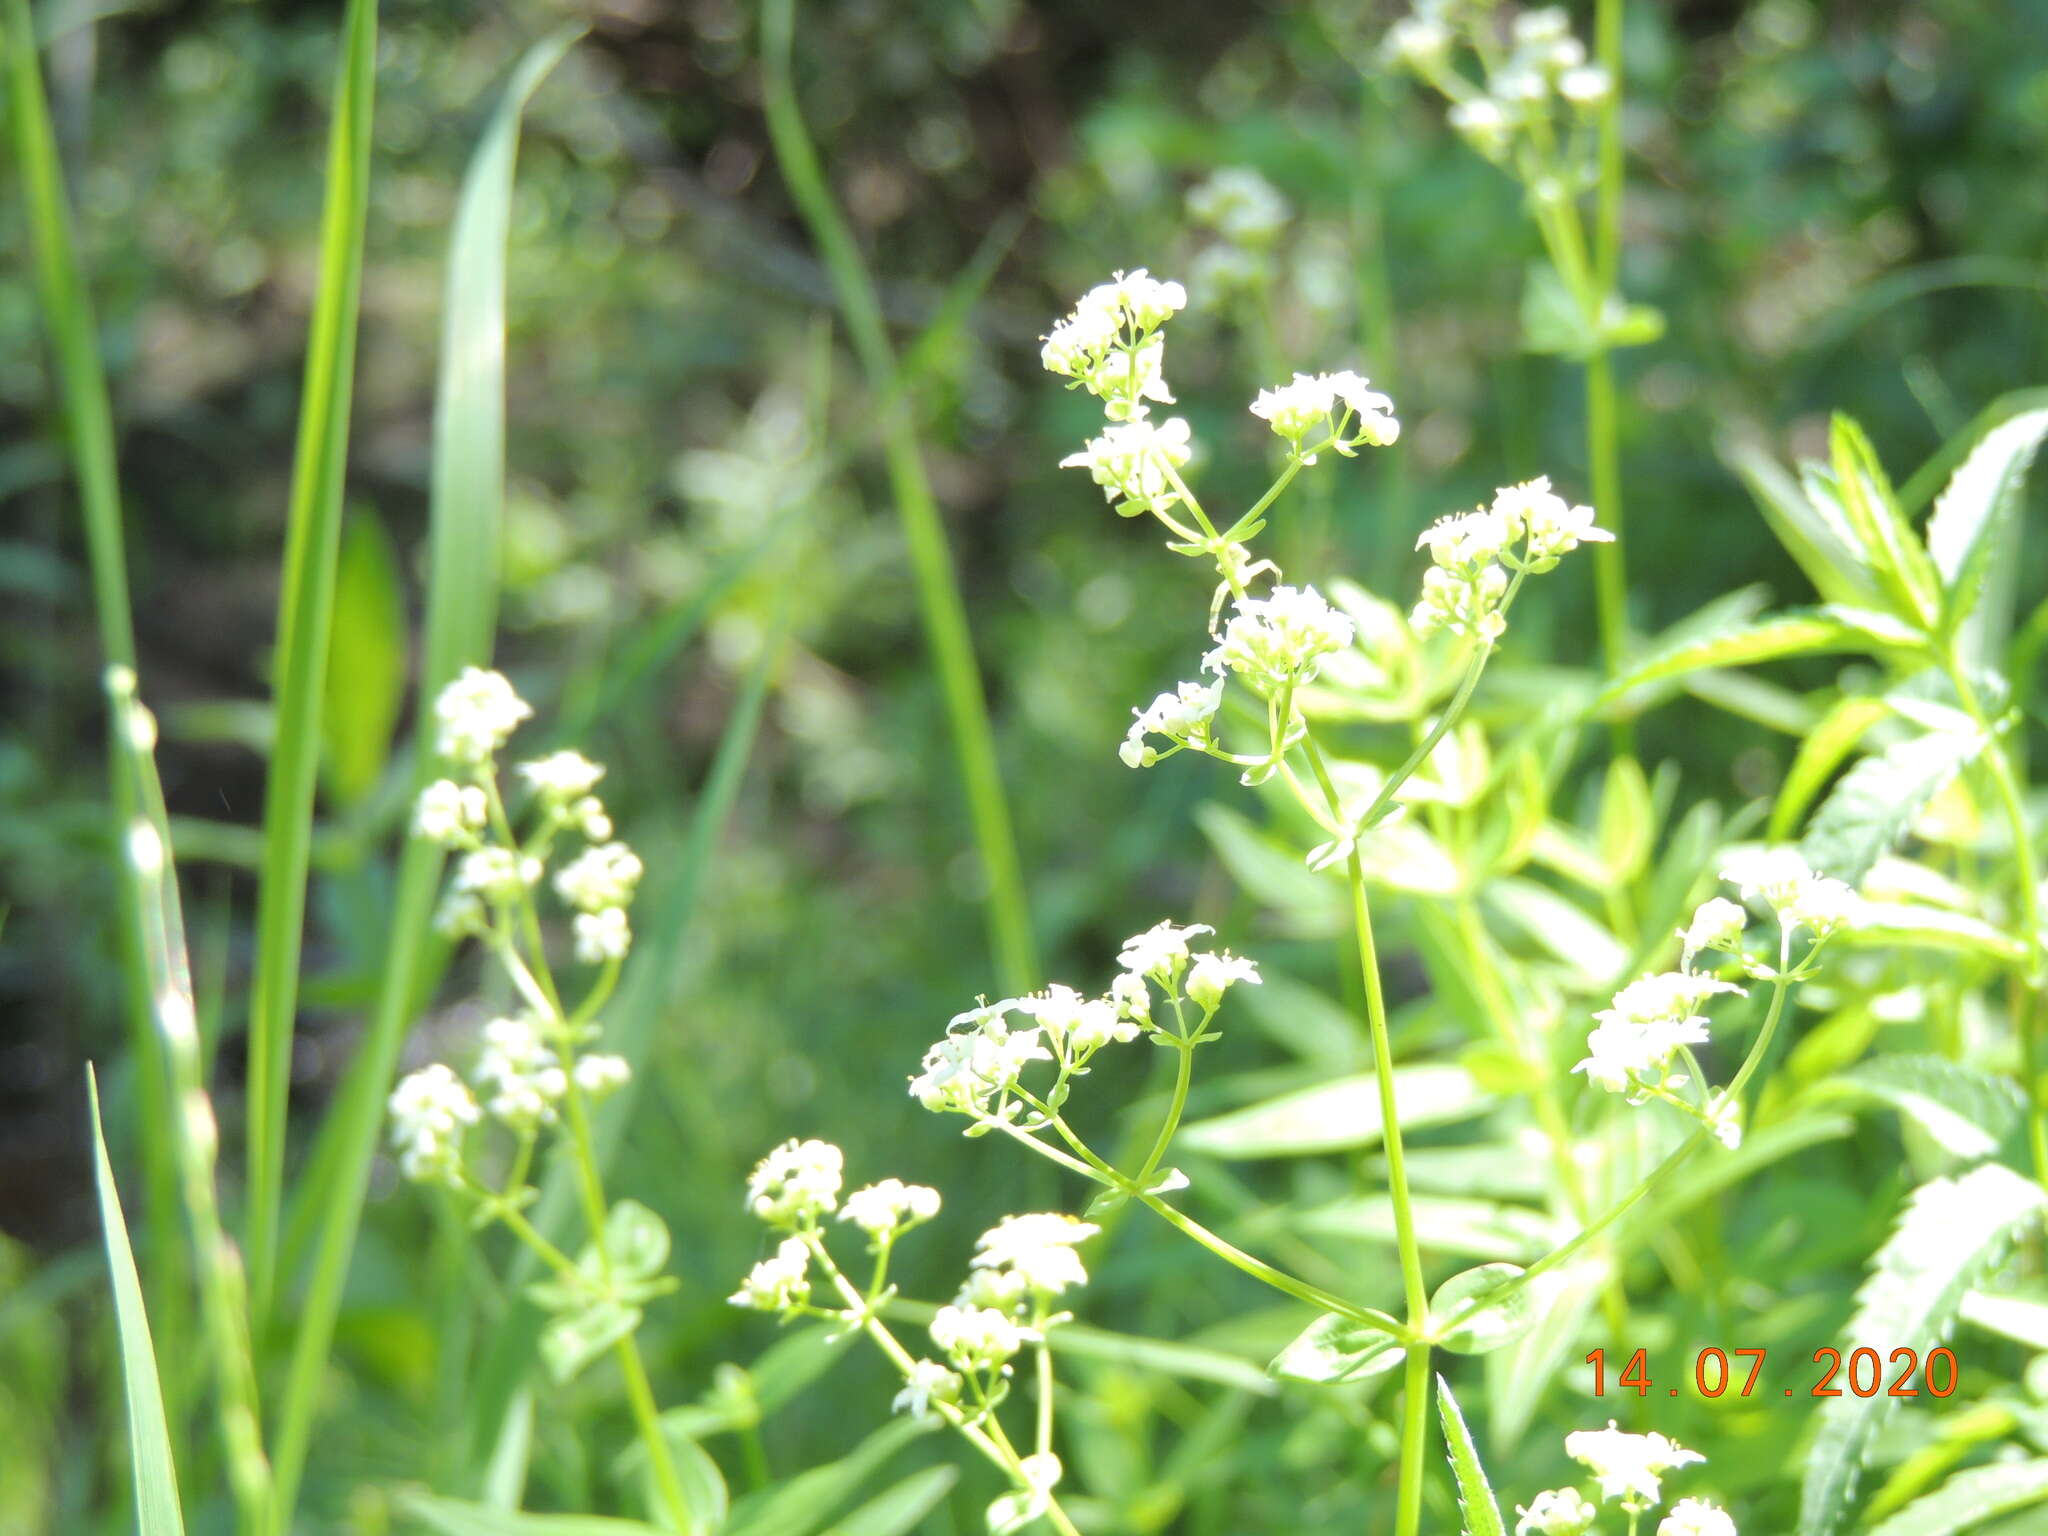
[1867,1459,2048,1536]
[1830,414,1943,632]
[1769,693,1890,840]
[1437,1375,1507,1536]
[1797,1163,2046,1536]
[1923,405,2048,656]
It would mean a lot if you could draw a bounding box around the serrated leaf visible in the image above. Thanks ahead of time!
[1801,729,1986,885]
[1824,1056,2025,1160]
[1867,1458,2048,1536]
[1598,610,1860,706]
[1431,1264,1537,1355]
[1925,407,2048,640]
[1797,1164,2046,1536]
[1721,436,1883,608]
[1832,414,1943,631]
[1437,1376,1507,1536]
[1770,694,1891,839]
[1180,1063,1488,1159]
[1268,1313,1406,1384]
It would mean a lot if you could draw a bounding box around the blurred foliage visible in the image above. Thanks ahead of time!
[4,0,2048,1531]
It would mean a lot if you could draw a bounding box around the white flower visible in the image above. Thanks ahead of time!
[1659,1497,1737,1536]
[1060,416,1193,513]
[1117,920,1216,985]
[1252,373,1340,441]
[971,1212,1100,1297]
[1559,64,1612,105]
[1679,897,1748,969]
[519,751,605,800]
[1412,562,1510,642]
[728,1235,811,1313]
[569,795,613,841]
[1720,848,1862,939]
[1383,15,1452,69]
[434,889,488,940]
[1705,1094,1743,1150]
[909,1005,1053,1115]
[892,1359,962,1421]
[1187,166,1289,246]
[1577,971,1744,1097]
[1250,371,1398,455]
[745,1138,844,1228]
[1185,951,1260,1011]
[1416,509,1511,571]
[929,1304,1034,1371]
[434,667,532,765]
[555,842,643,914]
[1448,97,1510,159]
[1492,476,1612,566]
[1110,970,1153,1027]
[1121,677,1225,768]
[1324,370,1401,447]
[1564,1421,1705,1507]
[1107,268,1188,330]
[1205,584,1356,691]
[840,1179,942,1240]
[415,780,487,846]
[388,1064,480,1185]
[1601,971,1747,1027]
[574,1053,630,1099]
[474,1015,567,1133]
[455,847,542,904]
[1015,985,1136,1055]
[1041,271,1186,419]
[1515,1487,1597,1536]
[573,907,631,965]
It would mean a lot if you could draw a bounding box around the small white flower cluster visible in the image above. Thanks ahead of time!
[1250,371,1400,461]
[1574,969,1745,1106]
[906,1211,1097,1407]
[1413,476,1611,642]
[1385,5,1611,170]
[1185,167,1289,306]
[1120,677,1225,768]
[1059,416,1194,519]
[1558,1422,1721,1523]
[1719,847,1862,944]
[909,920,1256,1122]
[1040,268,1187,423]
[745,1137,845,1229]
[1204,584,1357,694]
[729,1235,812,1313]
[386,1020,630,1185]
[840,1178,942,1244]
[415,669,641,969]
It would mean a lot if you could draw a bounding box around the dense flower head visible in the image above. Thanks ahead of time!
[518,751,605,801]
[1117,920,1215,985]
[1720,848,1862,939]
[1448,97,1510,159]
[1015,985,1139,1055]
[1564,1421,1705,1507]
[474,1015,568,1132]
[1416,509,1511,572]
[892,1359,962,1421]
[573,907,632,965]
[1679,897,1748,969]
[574,1053,631,1100]
[971,1212,1100,1298]
[1577,971,1743,1097]
[1559,64,1613,106]
[435,667,532,766]
[1515,1488,1597,1536]
[554,842,643,915]
[454,847,542,905]
[1205,584,1356,691]
[1041,270,1186,421]
[1600,971,1746,1028]
[909,1023,1051,1116]
[1382,13,1452,68]
[388,1064,480,1185]
[1412,562,1511,642]
[929,1303,1034,1372]
[1492,476,1613,568]
[840,1179,942,1241]
[1109,970,1153,1027]
[416,779,488,846]
[1120,677,1225,768]
[1658,1498,1738,1536]
[1186,951,1260,1011]
[745,1138,845,1227]
[1187,166,1289,246]
[1250,371,1400,458]
[728,1235,811,1314]
[1059,416,1193,515]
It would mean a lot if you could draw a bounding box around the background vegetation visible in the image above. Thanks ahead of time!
[5,0,2048,1532]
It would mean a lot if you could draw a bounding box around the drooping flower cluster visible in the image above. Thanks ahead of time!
[1384,5,1611,171]
[1413,477,1611,642]
[385,669,635,1193]
[909,920,1257,1124]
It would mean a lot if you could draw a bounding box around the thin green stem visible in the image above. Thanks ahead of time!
[759,0,1036,993]
[1589,0,1631,689]
[1397,1344,1432,1536]
[1131,1040,1194,1191]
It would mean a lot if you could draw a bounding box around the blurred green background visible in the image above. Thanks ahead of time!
[5,0,2048,1529]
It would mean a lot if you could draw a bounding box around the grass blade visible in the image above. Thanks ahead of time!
[759,0,1037,993]
[87,1066,186,1536]
[270,33,579,1530]
[243,0,379,1331]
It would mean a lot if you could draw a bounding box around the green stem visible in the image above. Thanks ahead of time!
[758,0,1036,993]
[1397,1344,1432,1536]
[1588,0,1631,691]
[1131,1039,1193,1191]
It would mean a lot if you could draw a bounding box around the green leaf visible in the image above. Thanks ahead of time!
[1180,1063,1489,1159]
[1297,1195,1559,1263]
[1436,1375,1507,1536]
[638,1431,728,1536]
[1597,755,1653,882]
[1268,1313,1406,1384]
[1431,1264,1537,1356]
[723,1417,932,1536]
[397,1489,664,1534]
[1924,407,2048,639]
[822,1467,960,1536]
[1482,879,1627,990]
[243,0,381,1329]
[1485,1258,1607,1451]
[1721,434,1883,609]
[1867,1459,2048,1536]
[1769,694,1891,839]
[1823,1056,2026,1161]
[1797,1163,2046,1536]
[87,1069,185,1536]
[1519,262,1663,359]
[1831,414,1943,632]
[1194,802,1344,936]
[539,1300,643,1384]
[1959,1288,2048,1351]
[1834,901,2025,962]
[1599,610,1861,706]
[606,1200,672,1281]
[1800,728,1987,885]
[320,508,406,806]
